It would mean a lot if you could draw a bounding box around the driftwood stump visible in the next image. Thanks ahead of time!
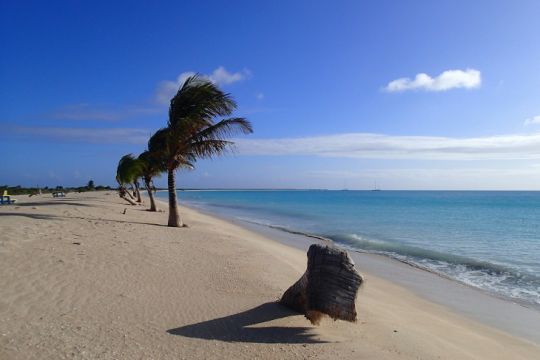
[280,244,363,325]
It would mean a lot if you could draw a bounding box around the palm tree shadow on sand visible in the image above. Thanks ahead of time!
[167,302,328,344]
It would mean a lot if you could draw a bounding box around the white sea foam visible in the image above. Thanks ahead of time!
[338,232,540,306]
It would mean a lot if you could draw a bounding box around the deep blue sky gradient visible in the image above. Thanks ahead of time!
[1,1,540,189]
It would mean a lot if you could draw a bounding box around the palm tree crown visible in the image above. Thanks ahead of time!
[116,154,144,204]
[138,149,165,182]
[163,75,252,167]
[116,154,143,186]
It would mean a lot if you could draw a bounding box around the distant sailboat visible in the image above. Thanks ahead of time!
[372,181,381,191]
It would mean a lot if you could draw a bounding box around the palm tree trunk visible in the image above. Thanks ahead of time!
[121,194,137,205]
[124,187,136,200]
[134,181,142,203]
[167,168,183,227]
[118,186,137,205]
[280,244,363,325]
[144,177,157,211]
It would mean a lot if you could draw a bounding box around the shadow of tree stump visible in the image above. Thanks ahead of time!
[167,302,327,344]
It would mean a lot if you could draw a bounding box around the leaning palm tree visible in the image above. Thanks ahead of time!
[133,178,143,203]
[116,154,135,203]
[150,75,253,227]
[138,149,165,212]
[116,154,143,205]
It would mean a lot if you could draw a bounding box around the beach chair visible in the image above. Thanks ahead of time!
[1,190,17,205]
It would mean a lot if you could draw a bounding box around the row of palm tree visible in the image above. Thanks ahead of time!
[115,75,253,227]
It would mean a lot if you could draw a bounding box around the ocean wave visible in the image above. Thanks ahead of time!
[331,233,511,275]
[328,233,540,306]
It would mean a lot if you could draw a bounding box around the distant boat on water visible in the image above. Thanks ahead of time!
[372,181,381,191]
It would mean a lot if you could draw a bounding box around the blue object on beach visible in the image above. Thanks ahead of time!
[0,196,16,205]
[0,190,17,205]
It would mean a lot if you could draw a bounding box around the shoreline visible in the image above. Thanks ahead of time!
[232,213,537,306]
[169,198,540,343]
[1,192,539,359]
[166,190,540,311]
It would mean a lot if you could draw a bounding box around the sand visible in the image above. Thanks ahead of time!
[0,192,539,359]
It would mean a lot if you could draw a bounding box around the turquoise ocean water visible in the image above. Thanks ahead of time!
[157,190,540,307]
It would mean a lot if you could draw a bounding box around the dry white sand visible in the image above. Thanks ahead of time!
[0,192,539,359]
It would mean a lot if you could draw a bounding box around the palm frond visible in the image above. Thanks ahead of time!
[148,128,170,154]
[189,117,253,142]
[138,150,165,179]
[116,154,144,185]
[168,75,236,130]
[189,139,235,159]
[147,128,173,167]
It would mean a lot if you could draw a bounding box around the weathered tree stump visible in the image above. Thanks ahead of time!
[280,244,363,325]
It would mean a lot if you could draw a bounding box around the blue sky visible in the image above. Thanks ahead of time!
[2,0,540,189]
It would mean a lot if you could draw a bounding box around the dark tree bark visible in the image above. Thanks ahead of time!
[124,187,136,200]
[167,168,183,227]
[118,187,137,205]
[134,181,142,203]
[121,195,137,205]
[144,177,157,211]
[280,244,363,325]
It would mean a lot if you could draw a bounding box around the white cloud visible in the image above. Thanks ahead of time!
[156,66,250,104]
[384,69,481,92]
[7,126,150,144]
[524,115,540,126]
[235,132,540,160]
[208,66,250,85]
[10,125,540,163]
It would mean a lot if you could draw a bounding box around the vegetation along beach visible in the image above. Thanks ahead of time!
[2,1,540,359]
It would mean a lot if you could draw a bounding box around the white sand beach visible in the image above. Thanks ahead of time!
[1,192,539,359]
